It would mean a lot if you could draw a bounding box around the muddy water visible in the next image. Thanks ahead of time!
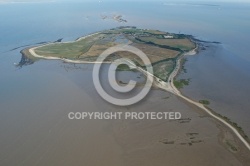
[1,1,250,165]
[0,60,245,166]
[0,61,144,166]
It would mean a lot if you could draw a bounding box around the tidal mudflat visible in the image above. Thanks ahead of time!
[1,62,249,166]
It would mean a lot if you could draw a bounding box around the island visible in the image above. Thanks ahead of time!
[21,26,196,81]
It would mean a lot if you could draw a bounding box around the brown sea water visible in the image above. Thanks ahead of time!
[0,1,250,165]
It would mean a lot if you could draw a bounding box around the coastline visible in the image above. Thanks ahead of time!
[22,33,250,151]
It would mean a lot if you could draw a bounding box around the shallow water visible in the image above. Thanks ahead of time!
[0,1,250,164]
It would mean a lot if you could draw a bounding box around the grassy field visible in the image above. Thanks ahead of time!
[35,34,103,59]
[137,37,195,51]
[143,29,168,35]
[153,60,175,81]
[131,43,180,61]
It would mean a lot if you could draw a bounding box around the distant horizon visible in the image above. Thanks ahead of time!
[1,0,250,3]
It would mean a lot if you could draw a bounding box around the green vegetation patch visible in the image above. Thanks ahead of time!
[153,60,175,81]
[199,100,210,105]
[174,79,190,89]
[137,37,195,51]
[116,64,132,71]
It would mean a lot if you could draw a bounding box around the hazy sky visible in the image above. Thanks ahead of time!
[0,0,249,5]
[1,0,250,2]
